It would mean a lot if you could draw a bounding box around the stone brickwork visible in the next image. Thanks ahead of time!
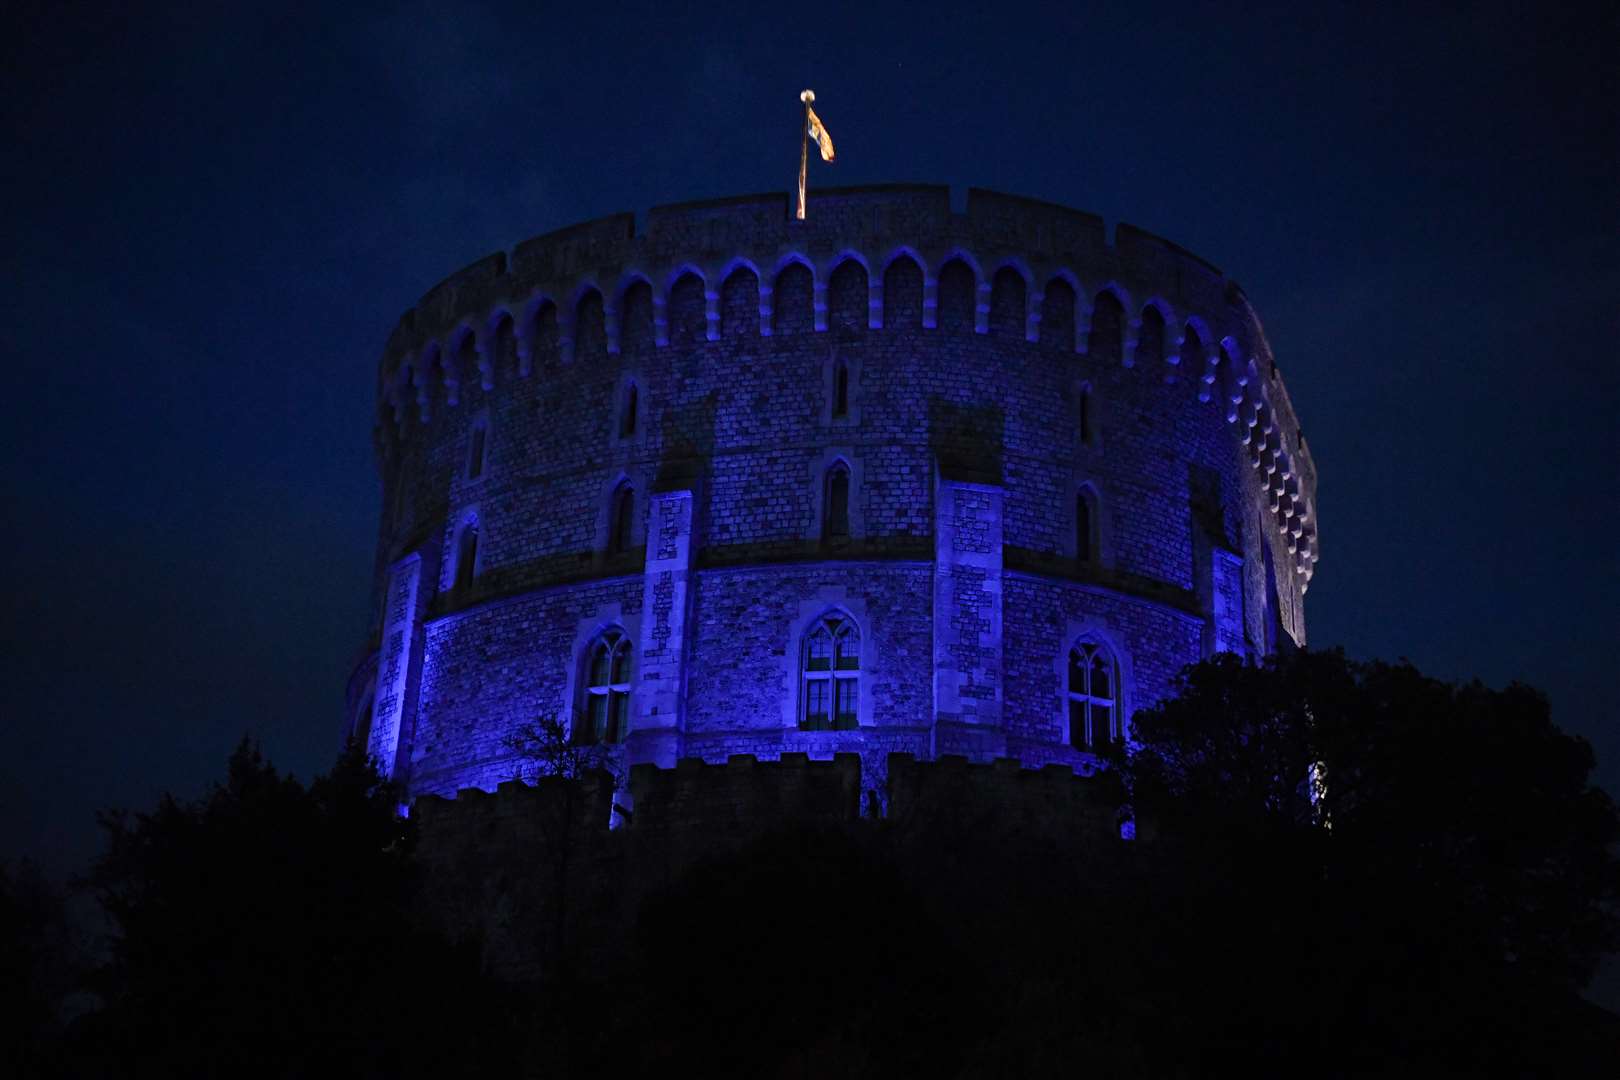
[350,185,1318,806]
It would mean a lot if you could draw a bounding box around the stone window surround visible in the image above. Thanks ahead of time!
[593,468,649,559]
[806,447,865,543]
[778,589,877,730]
[443,506,483,593]
[611,370,647,447]
[821,348,861,427]
[561,603,635,744]
[1051,615,1135,752]
[1063,475,1114,569]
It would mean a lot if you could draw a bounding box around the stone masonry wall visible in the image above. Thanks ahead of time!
[352,186,1318,802]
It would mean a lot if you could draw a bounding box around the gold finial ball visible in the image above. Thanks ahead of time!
[800,89,815,104]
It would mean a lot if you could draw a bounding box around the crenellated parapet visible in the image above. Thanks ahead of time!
[373,185,1317,586]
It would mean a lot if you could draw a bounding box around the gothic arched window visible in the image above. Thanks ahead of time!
[823,463,851,541]
[801,613,859,730]
[579,630,631,745]
[608,483,635,554]
[1067,641,1118,751]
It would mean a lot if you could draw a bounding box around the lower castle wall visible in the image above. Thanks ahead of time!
[412,751,1127,982]
[400,560,1209,800]
[1001,575,1204,764]
[409,576,644,797]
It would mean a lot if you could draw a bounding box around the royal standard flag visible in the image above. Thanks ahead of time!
[807,106,835,162]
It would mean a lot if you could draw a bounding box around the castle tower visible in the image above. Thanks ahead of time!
[346,186,1318,803]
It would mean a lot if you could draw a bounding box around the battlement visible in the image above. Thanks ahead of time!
[374,184,1316,587]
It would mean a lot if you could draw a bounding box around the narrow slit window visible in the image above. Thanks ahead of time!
[454,520,479,592]
[824,464,851,540]
[468,424,487,479]
[609,484,635,554]
[620,383,638,438]
[1076,495,1093,565]
[833,361,849,419]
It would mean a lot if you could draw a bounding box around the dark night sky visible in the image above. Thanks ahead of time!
[3,0,1616,957]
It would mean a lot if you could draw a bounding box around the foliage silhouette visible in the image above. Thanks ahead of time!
[70,739,516,1079]
[21,651,1619,1076]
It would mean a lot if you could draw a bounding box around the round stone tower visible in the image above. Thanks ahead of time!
[348,185,1318,803]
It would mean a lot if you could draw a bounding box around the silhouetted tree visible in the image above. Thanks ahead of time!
[1125,649,1620,1071]
[501,712,624,981]
[74,739,515,1079]
[1,859,83,1078]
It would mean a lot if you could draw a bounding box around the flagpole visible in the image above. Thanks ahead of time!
[797,89,812,221]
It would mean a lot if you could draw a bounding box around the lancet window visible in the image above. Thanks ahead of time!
[454,519,479,592]
[823,463,851,540]
[608,483,635,554]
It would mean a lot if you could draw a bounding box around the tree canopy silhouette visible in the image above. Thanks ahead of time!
[1122,649,1620,1071]
[73,740,514,1079]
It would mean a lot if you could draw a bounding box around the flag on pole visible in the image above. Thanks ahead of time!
[797,89,834,221]
[806,105,835,162]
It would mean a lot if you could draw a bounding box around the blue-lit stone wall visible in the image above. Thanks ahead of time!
[354,186,1319,802]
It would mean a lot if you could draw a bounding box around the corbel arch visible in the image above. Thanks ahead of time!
[770,253,816,334]
[716,257,765,337]
[481,308,517,387]
[664,265,709,345]
[938,247,988,333]
[518,293,559,376]
[1040,268,1085,352]
[1133,298,1176,376]
[446,323,479,405]
[1081,282,1133,365]
[613,271,657,352]
[565,281,606,364]
[880,247,927,330]
[987,258,1036,341]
